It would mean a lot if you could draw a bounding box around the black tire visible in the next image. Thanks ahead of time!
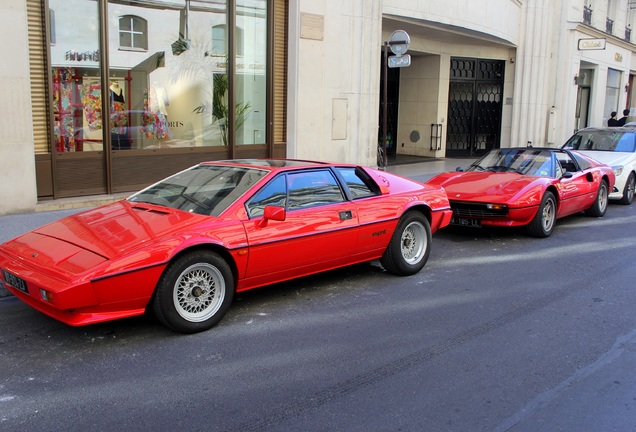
[618,172,635,205]
[527,191,557,238]
[585,179,609,217]
[153,251,234,334]
[380,211,432,276]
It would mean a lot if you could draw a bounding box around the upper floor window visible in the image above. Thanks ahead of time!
[583,4,593,25]
[49,9,56,45]
[119,15,147,51]
[210,24,244,56]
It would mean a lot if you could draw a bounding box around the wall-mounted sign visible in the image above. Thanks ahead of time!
[65,49,100,62]
[578,38,606,50]
[300,13,324,41]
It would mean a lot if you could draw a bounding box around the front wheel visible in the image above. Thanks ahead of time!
[585,179,608,217]
[618,172,635,205]
[380,211,432,276]
[527,191,557,238]
[153,251,234,333]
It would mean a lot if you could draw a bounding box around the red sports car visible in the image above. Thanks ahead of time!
[426,147,615,237]
[0,159,452,333]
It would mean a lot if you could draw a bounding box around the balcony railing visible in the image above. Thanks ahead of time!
[606,17,614,34]
[583,5,593,25]
[627,26,632,42]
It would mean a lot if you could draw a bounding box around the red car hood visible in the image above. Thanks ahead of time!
[430,172,539,203]
[27,201,208,260]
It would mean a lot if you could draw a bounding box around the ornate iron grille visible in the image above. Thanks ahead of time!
[447,58,504,157]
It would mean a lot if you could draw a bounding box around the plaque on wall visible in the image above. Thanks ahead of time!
[301,13,324,41]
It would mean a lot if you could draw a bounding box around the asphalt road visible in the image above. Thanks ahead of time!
[1,198,636,431]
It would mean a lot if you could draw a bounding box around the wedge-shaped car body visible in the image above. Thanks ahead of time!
[426,148,615,237]
[0,160,452,333]
[561,126,636,204]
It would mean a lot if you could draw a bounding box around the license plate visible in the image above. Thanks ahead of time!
[2,269,28,294]
[451,217,482,228]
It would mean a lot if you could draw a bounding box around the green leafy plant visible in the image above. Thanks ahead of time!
[193,73,251,145]
[170,37,250,145]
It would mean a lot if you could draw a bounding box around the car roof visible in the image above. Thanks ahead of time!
[574,126,636,133]
[199,158,346,172]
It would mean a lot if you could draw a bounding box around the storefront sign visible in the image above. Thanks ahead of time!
[578,38,606,50]
[65,49,100,62]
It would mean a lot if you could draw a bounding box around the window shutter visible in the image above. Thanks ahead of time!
[273,0,287,144]
[27,0,50,155]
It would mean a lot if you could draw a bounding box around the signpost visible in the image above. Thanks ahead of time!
[381,30,411,169]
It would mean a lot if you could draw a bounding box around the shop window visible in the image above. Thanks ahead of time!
[119,15,147,51]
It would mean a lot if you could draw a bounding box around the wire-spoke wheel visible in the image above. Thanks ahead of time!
[527,192,557,238]
[173,263,225,322]
[381,211,432,276]
[153,251,234,333]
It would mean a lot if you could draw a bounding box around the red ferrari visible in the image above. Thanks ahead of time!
[0,160,452,333]
[426,148,615,237]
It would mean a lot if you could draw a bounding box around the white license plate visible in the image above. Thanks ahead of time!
[451,217,482,228]
[2,269,28,294]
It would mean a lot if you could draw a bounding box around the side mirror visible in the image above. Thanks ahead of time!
[456,167,464,172]
[259,205,286,227]
[561,171,573,179]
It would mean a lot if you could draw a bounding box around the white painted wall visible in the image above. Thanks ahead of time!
[383,0,522,46]
[287,0,382,167]
[0,0,37,214]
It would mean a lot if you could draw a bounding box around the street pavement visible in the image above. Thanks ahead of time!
[1,155,635,431]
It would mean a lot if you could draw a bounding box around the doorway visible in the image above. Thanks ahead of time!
[446,58,505,157]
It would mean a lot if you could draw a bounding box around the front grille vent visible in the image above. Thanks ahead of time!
[450,201,508,218]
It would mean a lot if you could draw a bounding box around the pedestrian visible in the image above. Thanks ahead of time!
[608,111,619,126]
[618,108,630,126]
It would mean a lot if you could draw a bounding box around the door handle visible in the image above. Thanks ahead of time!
[339,210,353,221]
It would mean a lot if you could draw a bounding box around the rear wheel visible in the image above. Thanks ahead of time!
[380,211,431,276]
[153,251,234,333]
[585,179,608,217]
[527,191,557,238]
[618,172,635,205]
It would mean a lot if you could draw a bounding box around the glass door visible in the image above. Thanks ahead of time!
[49,0,107,197]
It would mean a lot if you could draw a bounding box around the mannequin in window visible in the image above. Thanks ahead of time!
[110,81,124,102]
[109,80,130,149]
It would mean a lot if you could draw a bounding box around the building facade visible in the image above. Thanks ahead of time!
[1,0,635,215]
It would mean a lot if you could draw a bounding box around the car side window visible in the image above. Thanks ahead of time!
[245,175,287,218]
[556,153,579,173]
[571,153,591,170]
[614,133,636,152]
[288,170,345,210]
[335,167,379,199]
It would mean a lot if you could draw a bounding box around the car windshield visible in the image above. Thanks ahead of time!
[562,129,636,153]
[128,164,268,216]
[467,149,555,177]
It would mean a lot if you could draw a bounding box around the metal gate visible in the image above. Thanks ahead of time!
[446,58,505,157]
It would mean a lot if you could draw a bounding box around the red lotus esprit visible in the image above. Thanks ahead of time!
[426,148,615,237]
[0,159,452,333]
